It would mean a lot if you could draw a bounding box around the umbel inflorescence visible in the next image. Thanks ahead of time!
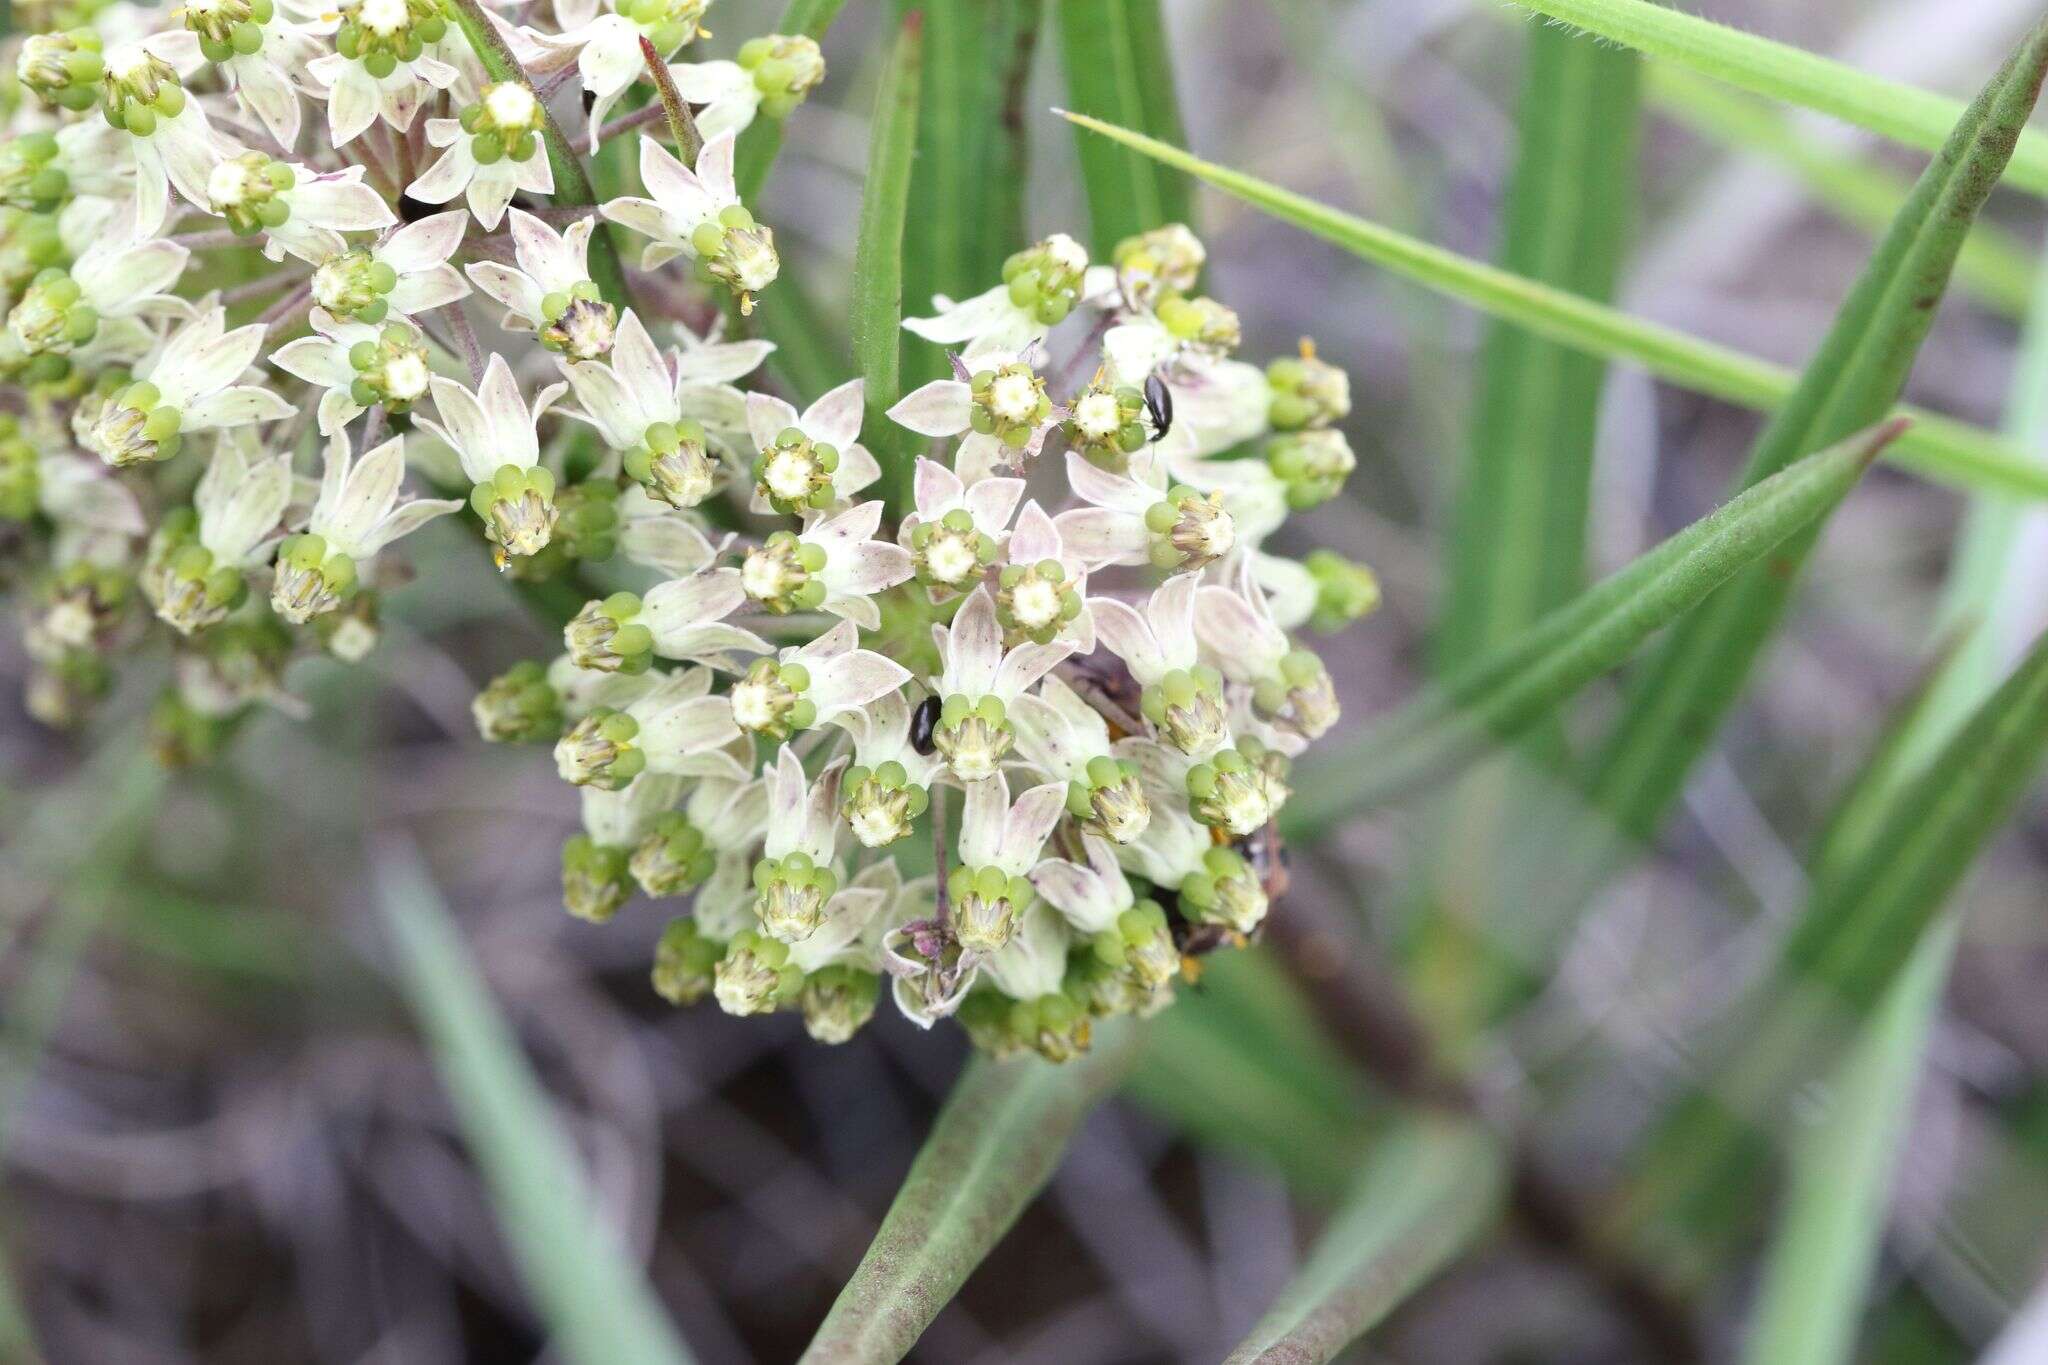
[0,0,1379,1061]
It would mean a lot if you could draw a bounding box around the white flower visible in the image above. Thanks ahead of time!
[143,439,292,634]
[1194,572,1339,743]
[206,157,397,264]
[2,232,188,362]
[410,82,556,229]
[554,665,741,789]
[728,616,907,742]
[564,558,765,674]
[994,500,1094,650]
[665,34,824,140]
[524,0,711,147]
[661,771,771,935]
[743,379,881,517]
[417,354,568,559]
[468,210,618,358]
[1089,573,1230,758]
[948,769,1068,954]
[187,0,323,149]
[601,132,778,304]
[904,233,1090,357]
[273,430,460,623]
[82,308,293,467]
[100,40,226,240]
[1054,446,1283,575]
[304,7,462,147]
[1012,674,1151,844]
[307,211,470,324]
[926,586,1073,783]
[831,688,944,849]
[1030,835,1134,938]
[749,746,848,943]
[554,309,748,507]
[270,311,433,435]
[888,350,1059,477]
[738,501,911,629]
[895,456,1023,595]
[1105,340,1271,459]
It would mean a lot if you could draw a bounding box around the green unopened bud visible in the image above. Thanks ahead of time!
[270,531,359,623]
[472,659,562,742]
[714,929,803,1016]
[1155,292,1241,353]
[1111,223,1204,307]
[1142,485,1235,572]
[18,31,105,112]
[692,202,779,311]
[739,529,826,614]
[5,268,96,357]
[946,863,1032,955]
[752,849,838,943]
[1177,845,1268,935]
[1251,647,1339,741]
[469,462,558,558]
[148,686,236,767]
[1015,991,1093,1063]
[737,33,825,117]
[1138,664,1229,756]
[564,590,653,674]
[1000,233,1089,327]
[537,285,617,360]
[1305,549,1380,633]
[562,833,633,923]
[750,424,836,515]
[652,918,723,1003]
[995,557,1083,645]
[799,964,878,1044]
[622,416,715,509]
[908,508,996,593]
[933,692,1012,783]
[838,760,928,848]
[0,135,71,214]
[1266,428,1355,510]
[630,811,715,896]
[553,706,644,789]
[1064,380,1149,466]
[966,361,1052,449]
[1267,343,1350,430]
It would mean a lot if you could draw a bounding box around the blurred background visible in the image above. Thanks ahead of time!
[8,0,2048,1360]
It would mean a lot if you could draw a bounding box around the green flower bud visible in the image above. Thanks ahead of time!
[1305,549,1380,633]
[1111,223,1204,307]
[750,425,836,516]
[1155,292,1241,353]
[471,660,563,742]
[0,417,39,520]
[0,134,70,214]
[995,557,1083,646]
[561,834,633,923]
[564,590,654,674]
[799,964,879,1044]
[932,692,1013,783]
[739,529,826,615]
[999,233,1089,327]
[652,917,723,1004]
[738,33,825,117]
[622,416,715,509]
[713,929,803,1016]
[1266,343,1350,430]
[553,706,644,789]
[270,531,359,624]
[17,30,105,112]
[1137,664,1229,756]
[629,811,715,896]
[148,686,236,767]
[751,849,838,943]
[1014,991,1093,1063]
[469,462,558,559]
[1266,428,1356,510]
[1142,485,1235,572]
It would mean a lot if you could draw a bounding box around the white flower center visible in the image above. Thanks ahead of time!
[485,82,538,127]
[1074,392,1121,439]
[763,449,817,502]
[850,804,903,847]
[988,373,1038,425]
[741,549,795,600]
[924,531,980,585]
[360,0,409,35]
[1009,577,1061,629]
[1045,232,1088,275]
[106,48,151,81]
[730,676,779,730]
[381,352,429,401]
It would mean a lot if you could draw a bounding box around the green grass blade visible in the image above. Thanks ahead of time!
[799,1022,1143,1362]
[1222,1114,1505,1364]
[1647,66,2036,320]
[373,846,693,1365]
[1054,112,2048,501]
[731,0,849,202]
[1579,20,2048,864]
[1507,0,2048,198]
[444,0,631,308]
[851,13,923,511]
[1283,420,1903,835]
[1613,618,2048,1290]
[756,269,849,406]
[899,0,1044,388]
[1056,0,1191,257]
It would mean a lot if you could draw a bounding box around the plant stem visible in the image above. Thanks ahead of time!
[639,35,703,165]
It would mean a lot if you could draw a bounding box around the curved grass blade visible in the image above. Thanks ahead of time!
[1056,0,1191,256]
[1054,111,2047,501]
[731,0,849,202]
[1506,0,2048,199]
[445,0,631,308]
[1222,1114,1505,1364]
[1610,617,2048,1291]
[1283,420,1904,836]
[799,1021,1144,1363]
[373,844,692,1365]
[851,12,923,511]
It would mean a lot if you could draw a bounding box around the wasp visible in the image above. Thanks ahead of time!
[1143,373,1173,441]
[910,695,942,756]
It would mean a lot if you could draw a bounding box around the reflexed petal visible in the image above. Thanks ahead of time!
[1066,449,1158,515]
[638,695,741,772]
[466,261,546,325]
[385,265,470,316]
[182,386,295,429]
[1052,508,1149,569]
[958,770,1010,868]
[1089,597,1165,681]
[939,587,1003,695]
[803,378,866,449]
[405,142,474,204]
[292,176,397,231]
[693,128,738,202]
[744,391,800,454]
[1004,500,1061,565]
[891,381,970,440]
[322,435,404,548]
[361,496,461,554]
[476,355,538,464]
[1000,784,1068,876]
[911,456,962,518]
[807,649,912,722]
[993,640,1073,702]
[965,477,1025,532]
[426,374,500,482]
[902,285,1015,345]
[379,211,468,273]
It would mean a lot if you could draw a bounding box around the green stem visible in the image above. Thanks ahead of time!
[639,34,703,164]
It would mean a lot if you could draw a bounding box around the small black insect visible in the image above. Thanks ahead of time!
[1143,373,1174,440]
[910,695,942,756]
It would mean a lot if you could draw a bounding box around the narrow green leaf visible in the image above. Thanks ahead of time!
[1283,420,1904,836]
[1054,112,2048,501]
[1579,20,2048,867]
[1056,0,1191,257]
[1506,0,2048,198]
[899,0,1044,387]
[799,1021,1144,1363]
[444,0,631,308]
[1613,617,2048,1290]
[731,0,849,202]
[756,268,849,405]
[850,13,923,511]
[1223,1114,1505,1364]
[373,847,693,1365]
[1647,66,2036,320]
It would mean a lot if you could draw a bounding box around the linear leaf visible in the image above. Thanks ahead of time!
[1613,617,2048,1290]
[1283,420,1903,836]
[1507,0,2048,198]
[731,0,849,202]
[799,1022,1144,1363]
[1056,0,1191,257]
[1578,20,2048,869]
[1054,112,2048,501]
[1223,1114,1505,1364]
[850,13,923,510]
[373,846,693,1365]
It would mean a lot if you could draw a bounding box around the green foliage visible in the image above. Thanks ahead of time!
[850,13,923,508]
[1056,0,1191,257]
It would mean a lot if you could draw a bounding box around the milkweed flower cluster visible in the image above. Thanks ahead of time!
[0,0,1378,1060]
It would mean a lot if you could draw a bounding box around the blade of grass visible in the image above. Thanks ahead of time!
[1646,65,2035,320]
[1610,616,2048,1290]
[851,13,923,513]
[444,0,631,309]
[798,1021,1144,1363]
[1056,0,1191,257]
[1053,111,2048,502]
[1504,0,2048,198]
[731,0,850,202]
[1222,1113,1506,1364]
[373,843,692,1365]
[756,268,848,405]
[1282,420,1904,835]
[899,0,1044,388]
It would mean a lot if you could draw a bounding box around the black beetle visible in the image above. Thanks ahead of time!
[910,695,942,755]
[1143,373,1173,440]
